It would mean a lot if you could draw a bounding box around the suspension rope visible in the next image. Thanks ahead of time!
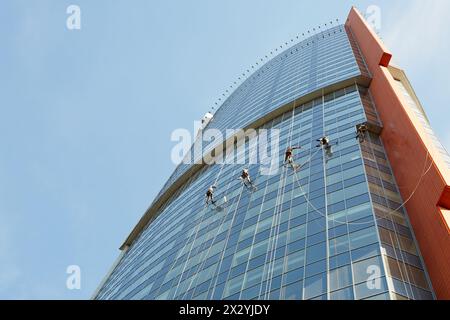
[172,149,237,299]
[261,104,300,299]
[288,82,434,226]
[263,171,285,299]
[291,148,434,226]
[207,160,268,298]
[185,153,269,299]
[389,151,433,213]
[258,166,287,299]
[265,167,290,299]
[208,184,246,298]
[294,146,322,171]
[369,140,423,300]
[263,101,304,299]
[213,150,229,186]
[263,101,313,299]
[171,205,211,299]
[289,102,296,146]
[182,165,243,298]
[208,160,269,299]
[263,107,297,299]
[181,194,241,299]
[263,103,298,299]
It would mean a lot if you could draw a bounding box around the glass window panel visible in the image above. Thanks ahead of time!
[406,264,430,290]
[329,251,351,270]
[233,247,251,267]
[346,193,370,209]
[352,255,385,284]
[224,273,245,297]
[330,264,353,291]
[284,267,304,286]
[287,239,306,254]
[306,242,327,264]
[269,289,281,300]
[363,292,392,300]
[354,276,388,300]
[287,250,305,272]
[351,243,380,262]
[307,218,326,236]
[283,281,303,300]
[272,257,285,277]
[346,203,372,222]
[342,165,364,180]
[304,273,327,300]
[250,239,269,258]
[329,234,350,256]
[243,266,264,289]
[411,285,433,300]
[240,284,260,300]
[327,189,346,205]
[349,226,378,250]
[330,286,354,300]
[288,225,306,243]
[344,182,369,199]
[305,259,327,278]
[327,172,343,185]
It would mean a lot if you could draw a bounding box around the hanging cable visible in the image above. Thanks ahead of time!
[288,81,434,226]
[263,172,285,299]
[194,155,268,300]
[294,147,322,174]
[181,193,241,299]
[209,162,268,299]
[208,184,247,298]
[265,167,290,299]
[258,166,287,299]
[171,150,234,299]
[171,205,211,299]
[260,106,296,299]
[213,150,229,187]
[263,107,297,299]
[182,164,243,298]
[291,147,434,226]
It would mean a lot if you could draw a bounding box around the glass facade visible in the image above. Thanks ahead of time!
[94,26,434,300]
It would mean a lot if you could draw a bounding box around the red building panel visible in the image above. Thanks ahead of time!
[346,7,450,299]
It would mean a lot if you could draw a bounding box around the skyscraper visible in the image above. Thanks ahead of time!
[93,7,450,300]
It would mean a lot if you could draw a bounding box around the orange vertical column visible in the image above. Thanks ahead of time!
[346,7,450,299]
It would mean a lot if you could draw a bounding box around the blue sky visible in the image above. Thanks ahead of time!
[0,0,449,299]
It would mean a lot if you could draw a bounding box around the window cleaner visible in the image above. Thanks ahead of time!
[284,146,302,170]
[316,136,331,149]
[317,136,333,159]
[356,123,368,143]
[205,185,217,206]
[240,168,256,190]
